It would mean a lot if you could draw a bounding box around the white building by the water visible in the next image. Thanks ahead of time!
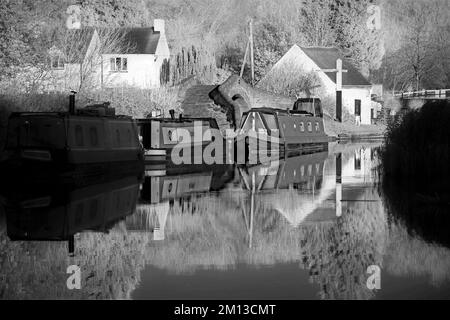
[261,45,374,125]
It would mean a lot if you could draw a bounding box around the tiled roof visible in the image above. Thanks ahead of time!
[103,27,161,54]
[300,46,371,86]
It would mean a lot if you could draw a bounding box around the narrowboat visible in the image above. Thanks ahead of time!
[208,76,329,159]
[137,111,223,163]
[236,98,328,160]
[2,100,143,176]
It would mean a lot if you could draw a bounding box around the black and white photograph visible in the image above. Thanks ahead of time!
[0,0,449,307]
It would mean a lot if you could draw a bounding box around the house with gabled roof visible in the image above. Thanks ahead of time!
[260,45,374,124]
[47,19,170,92]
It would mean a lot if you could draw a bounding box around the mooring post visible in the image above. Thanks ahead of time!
[69,90,77,115]
[68,235,75,257]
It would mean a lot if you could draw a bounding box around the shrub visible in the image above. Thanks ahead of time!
[379,100,450,192]
[82,87,181,118]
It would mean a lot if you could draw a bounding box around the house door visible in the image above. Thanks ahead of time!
[355,100,361,117]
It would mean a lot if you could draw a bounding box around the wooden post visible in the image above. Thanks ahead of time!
[336,59,343,122]
[249,171,255,248]
[240,41,249,78]
[249,19,255,86]
[68,235,75,257]
[321,59,347,123]
[336,153,342,217]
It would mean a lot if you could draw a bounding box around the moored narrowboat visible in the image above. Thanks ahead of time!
[2,102,143,172]
[137,112,223,163]
[236,98,328,158]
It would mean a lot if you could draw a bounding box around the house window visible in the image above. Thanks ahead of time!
[355,100,361,116]
[50,56,65,70]
[110,57,128,72]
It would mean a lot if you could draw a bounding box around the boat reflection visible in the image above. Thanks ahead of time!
[3,173,142,256]
[127,163,235,240]
[238,151,336,229]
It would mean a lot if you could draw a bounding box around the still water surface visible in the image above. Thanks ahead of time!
[1,142,450,300]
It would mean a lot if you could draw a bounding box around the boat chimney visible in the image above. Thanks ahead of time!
[169,109,175,120]
[69,91,77,115]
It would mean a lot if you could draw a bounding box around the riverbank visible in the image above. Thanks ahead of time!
[324,118,386,141]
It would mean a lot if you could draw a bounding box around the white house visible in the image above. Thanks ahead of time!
[47,19,170,91]
[260,45,373,125]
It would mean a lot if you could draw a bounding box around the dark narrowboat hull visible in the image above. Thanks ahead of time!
[1,112,144,187]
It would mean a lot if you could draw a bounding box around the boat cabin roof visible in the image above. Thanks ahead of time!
[242,108,315,116]
[10,112,66,118]
[137,117,219,129]
[9,111,132,119]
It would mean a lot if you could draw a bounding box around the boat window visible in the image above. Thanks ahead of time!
[315,122,320,131]
[75,125,84,146]
[75,203,84,225]
[89,199,98,219]
[294,100,314,115]
[307,122,312,132]
[240,112,266,132]
[262,113,277,132]
[254,113,266,132]
[314,100,323,117]
[116,129,121,145]
[240,114,248,129]
[300,122,305,132]
[89,127,98,146]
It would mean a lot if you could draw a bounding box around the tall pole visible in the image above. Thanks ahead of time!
[319,59,346,123]
[335,153,342,217]
[336,59,343,123]
[240,42,249,78]
[249,19,255,86]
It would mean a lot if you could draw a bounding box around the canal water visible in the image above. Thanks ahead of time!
[1,142,450,300]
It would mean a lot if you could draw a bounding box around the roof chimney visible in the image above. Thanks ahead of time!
[154,19,165,35]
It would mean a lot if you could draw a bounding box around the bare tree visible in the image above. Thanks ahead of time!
[384,0,450,90]
[257,61,322,98]
[43,28,134,94]
[298,0,337,47]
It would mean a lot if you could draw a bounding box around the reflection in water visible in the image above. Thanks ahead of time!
[5,176,140,254]
[1,143,450,299]
[0,172,148,299]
